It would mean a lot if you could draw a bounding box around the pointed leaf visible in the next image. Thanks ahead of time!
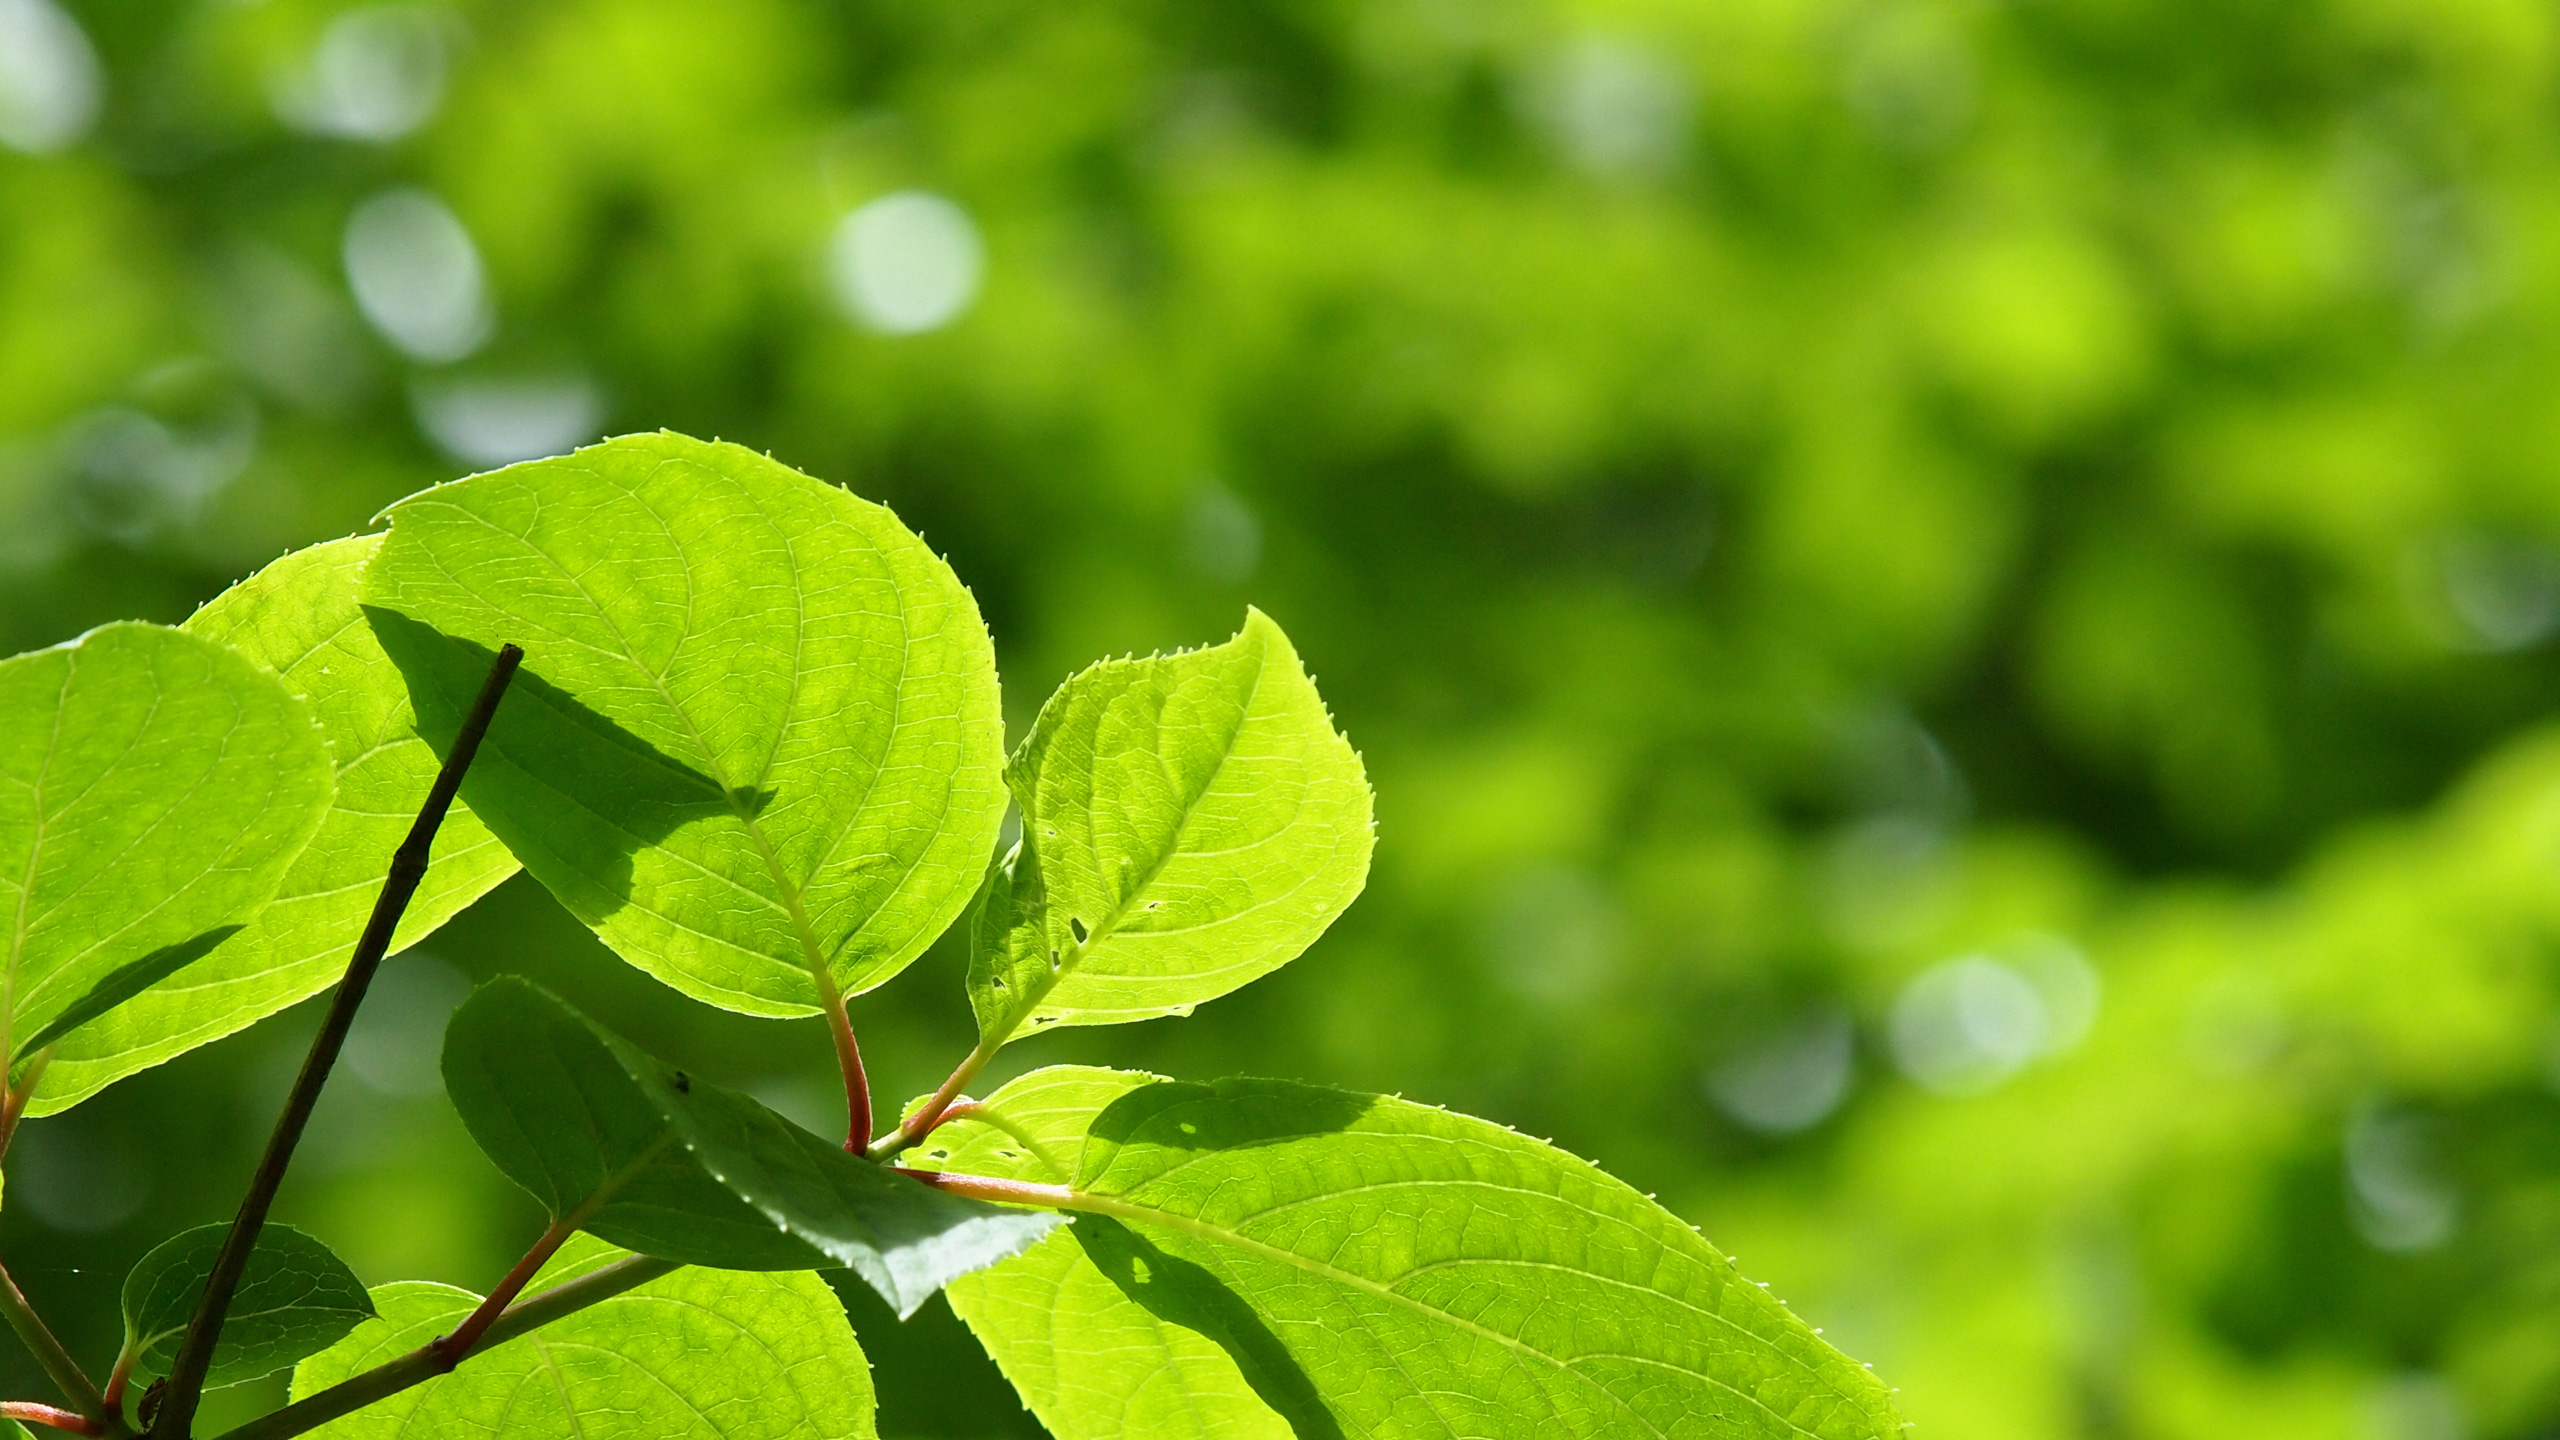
[444,977,1056,1316]
[924,1066,1902,1440]
[290,1235,876,1440]
[122,1223,374,1388]
[0,623,334,1102]
[35,536,519,1116]
[968,609,1373,1045]
[362,431,1007,1016]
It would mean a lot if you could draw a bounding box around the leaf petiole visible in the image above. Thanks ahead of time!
[0,1047,52,1162]
[893,1167,1077,1209]
[867,1035,999,1160]
[149,643,524,1440]
[427,1215,576,1368]
[810,965,871,1154]
[0,1260,105,1424]
[2,1401,103,1436]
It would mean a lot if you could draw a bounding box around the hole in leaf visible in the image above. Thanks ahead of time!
[1069,916,1090,944]
[927,1150,948,1161]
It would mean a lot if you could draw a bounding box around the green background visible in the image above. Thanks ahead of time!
[4,0,2556,1435]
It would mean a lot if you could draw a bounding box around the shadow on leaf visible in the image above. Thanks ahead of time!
[1074,1215,1346,1440]
[369,609,769,927]
[1083,1078,1373,1175]
[17,924,245,1072]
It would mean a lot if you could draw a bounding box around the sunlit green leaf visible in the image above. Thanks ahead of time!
[932,1067,1291,1440]
[0,623,334,1104]
[123,1223,374,1389]
[362,431,1007,1017]
[34,536,519,1116]
[445,977,1056,1316]
[290,1235,876,1440]
[927,1066,1901,1440]
[969,609,1372,1044]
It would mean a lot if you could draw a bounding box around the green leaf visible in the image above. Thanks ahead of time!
[445,976,1057,1316]
[932,1068,1294,1440]
[968,609,1373,1045]
[927,1066,1902,1440]
[0,622,334,1103]
[289,1234,876,1440]
[122,1223,375,1388]
[361,431,1007,1017]
[34,536,520,1117]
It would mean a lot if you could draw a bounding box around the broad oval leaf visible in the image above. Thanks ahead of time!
[968,610,1372,1044]
[444,976,1056,1316]
[0,623,333,1100]
[925,1066,1901,1440]
[122,1223,374,1389]
[35,537,519,1116]
[289,1235,876,1440]
[362,431,1007,1016]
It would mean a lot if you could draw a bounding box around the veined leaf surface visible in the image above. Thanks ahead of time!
[123,1223,374,1388]
[289,1235,876,1440]
[445,977,1056,1316]
[926,1066,1902,1440]
[0,623,333,1103]
[969,610,1372,1043]
[362,431,1007,1016]
[933,1068,1292,1440]
[36,536,519,1115]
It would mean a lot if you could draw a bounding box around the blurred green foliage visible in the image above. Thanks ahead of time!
[6,0,2560,1435]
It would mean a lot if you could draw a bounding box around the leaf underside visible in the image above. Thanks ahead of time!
[123,1223,375,1389]
[928,1066,1903,1440]
[969,608,1373,1043]
[36,536,519,1116]
[0,622,335,1112]
[289,1235,878,1440]
[362,431,1007,1017]
[444,977,1057,1316]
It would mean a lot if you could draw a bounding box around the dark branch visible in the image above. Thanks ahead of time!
[208,1255,676,1440]
[148,643,523,1440]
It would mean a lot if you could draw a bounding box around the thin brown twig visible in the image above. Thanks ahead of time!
[148,643,524,1440]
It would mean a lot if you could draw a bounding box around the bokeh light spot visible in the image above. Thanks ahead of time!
[829,191,984,335]
[344,187,494,363]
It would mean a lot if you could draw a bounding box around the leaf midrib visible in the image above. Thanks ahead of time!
[1008,640,1273,1034]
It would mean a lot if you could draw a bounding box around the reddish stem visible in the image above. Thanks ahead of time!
[3,1403,102,1436]
[811,968,870,1152]
[430,1218,576,1368]
[894,1168,1077,1208]
[0,1049,51,1161]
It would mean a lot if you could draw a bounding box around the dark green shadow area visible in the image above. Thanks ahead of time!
[1075,1214,1348,1440]
[828,1280,1048,1439]
[368,609,770,932]
[20,924,246,1068]
[1084,1076,1374,1166]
